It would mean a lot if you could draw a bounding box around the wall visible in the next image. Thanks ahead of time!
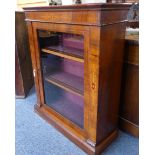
[16,0,109,10]
[17,0,49,10]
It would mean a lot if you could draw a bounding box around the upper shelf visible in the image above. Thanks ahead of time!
[42,46,84,63]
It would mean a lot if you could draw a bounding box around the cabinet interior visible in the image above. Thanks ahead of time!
[38,30,85,128]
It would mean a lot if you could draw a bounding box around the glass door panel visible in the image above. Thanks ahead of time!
[38,30,84,128]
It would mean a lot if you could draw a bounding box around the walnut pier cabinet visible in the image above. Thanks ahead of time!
[24,3,131,155]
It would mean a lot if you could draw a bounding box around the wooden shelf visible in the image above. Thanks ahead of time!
[42,45,84,63]
[45,71,84,97]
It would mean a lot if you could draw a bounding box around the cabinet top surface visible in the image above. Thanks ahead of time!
[23,3,131,12]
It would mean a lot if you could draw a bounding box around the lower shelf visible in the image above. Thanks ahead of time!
[45,70,84,97]
[44,81,84,128]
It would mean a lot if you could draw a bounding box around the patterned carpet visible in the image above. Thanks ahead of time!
[15,87,139,155]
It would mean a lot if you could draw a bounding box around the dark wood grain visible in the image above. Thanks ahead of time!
[96,22,127,144]
[15,43,25,97]
[119,35,139,137]
[24,4,131,154]
[15,11,33,98]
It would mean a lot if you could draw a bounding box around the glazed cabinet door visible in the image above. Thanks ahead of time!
[31,22,90,137]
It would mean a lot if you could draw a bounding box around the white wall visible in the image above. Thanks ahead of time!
[16,0,107,10]
[82,0,107,3]
[17,0,49,10]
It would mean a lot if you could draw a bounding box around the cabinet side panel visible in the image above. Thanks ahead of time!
[86,27,100,144]
[97,23,126,143]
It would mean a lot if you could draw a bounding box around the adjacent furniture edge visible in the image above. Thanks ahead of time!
[119,33,139,137]
[15,11,34,98]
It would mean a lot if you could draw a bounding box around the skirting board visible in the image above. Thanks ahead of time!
[119,117,139,137]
